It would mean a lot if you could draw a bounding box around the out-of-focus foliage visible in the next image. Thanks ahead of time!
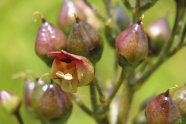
[0,0,185,124]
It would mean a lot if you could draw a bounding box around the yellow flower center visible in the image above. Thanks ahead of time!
[56,71,73,80]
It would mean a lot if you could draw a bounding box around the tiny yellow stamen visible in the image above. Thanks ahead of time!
[56,71,73,80]
[169,84,178,90]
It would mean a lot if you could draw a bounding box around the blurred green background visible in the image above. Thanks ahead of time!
[0,0,185,124]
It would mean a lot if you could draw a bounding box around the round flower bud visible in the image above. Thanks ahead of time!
[38,83,72,122]
[0,90,21,114]
[75,0,100,31]
[58,0,85,33]
[35,18,66,66]
[116,16,148,67]
[31,79,48,113]
[146,17,170,55]
[47,50,94,93]
[171,85,186,120]
[24,79,35,111]
[145,90,181,124]
[66,17,103,64]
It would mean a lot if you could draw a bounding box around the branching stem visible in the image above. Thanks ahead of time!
[14,110,23,124]
[71,94,93,116]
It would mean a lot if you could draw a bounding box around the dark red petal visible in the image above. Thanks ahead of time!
[47,50,83,62]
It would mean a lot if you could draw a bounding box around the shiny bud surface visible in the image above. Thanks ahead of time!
[47,50,94,93]
[146,90,181,124]
[58,0,85,33]
[24,79,35,111]
[31,79,48,112]
[146,18,170,55]
[171,86,186,119]
[35,19,66,66]
[66,18,103,63]
[39,83,72,121]
[0,90,21,114]
[116,17,148,66]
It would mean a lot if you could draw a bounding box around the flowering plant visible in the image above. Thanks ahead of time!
[0,0,185,124]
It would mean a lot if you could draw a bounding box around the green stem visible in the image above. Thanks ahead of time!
[83,0,107,21]
[14,110,23,124]
[177,22,186,48]
[135,55,165,89]
[117,85,134,124]
[71,94,93,117]
[93,77,106,104]
[169,22,186,55]
[132,12,141,23]
[102,0,112,17]
[135,0,140,8]
[90,83,99,113]
[122,0,133,11]
[107,68,126,105]
[116,69,135,124]
[164,0,185,53]
[139,0,159,12]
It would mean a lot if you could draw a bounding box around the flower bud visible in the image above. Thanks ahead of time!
[116,16,148,67]
[58,0,85,33]
[146,18,170,55]
[24,79,35,111]
[47,50,94,93]
[111,3,130,31]
[145,90,181,124]
[35,18,66,66]
[31,79,48,112]
[171,85,186,120]
[0,90,21,114]
[66,17,103,64]
[75,0,100,31]
[38,83,72,121]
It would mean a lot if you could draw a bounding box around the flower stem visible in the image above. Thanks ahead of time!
[122,0,133,11]
[83,0,107,21]
[14,110,23,124]
[93,76,106,104]
[71,94,93,116]
[102,0,112,17]
[164,0,185,53]
[90,83,99,113]
[116,69,135,124]
[107,67,126,106]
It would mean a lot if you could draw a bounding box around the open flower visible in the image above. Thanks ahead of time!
[47,50,94,93]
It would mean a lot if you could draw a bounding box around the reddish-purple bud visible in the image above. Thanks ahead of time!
[171,85,186,121]
[38,83,72,121]
[116,16,148,66]
[75,0,100,31]
[47,50,94,93]
[0,90,21,114]
[35,18,66,66]
[31,79,48,112]
[58,0,85,33]
[146,90,181,124]
[66,17,103,64]
[24,79,35,111]
[146,18,170,55]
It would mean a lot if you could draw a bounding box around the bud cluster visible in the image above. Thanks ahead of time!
[1,0,185,124]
